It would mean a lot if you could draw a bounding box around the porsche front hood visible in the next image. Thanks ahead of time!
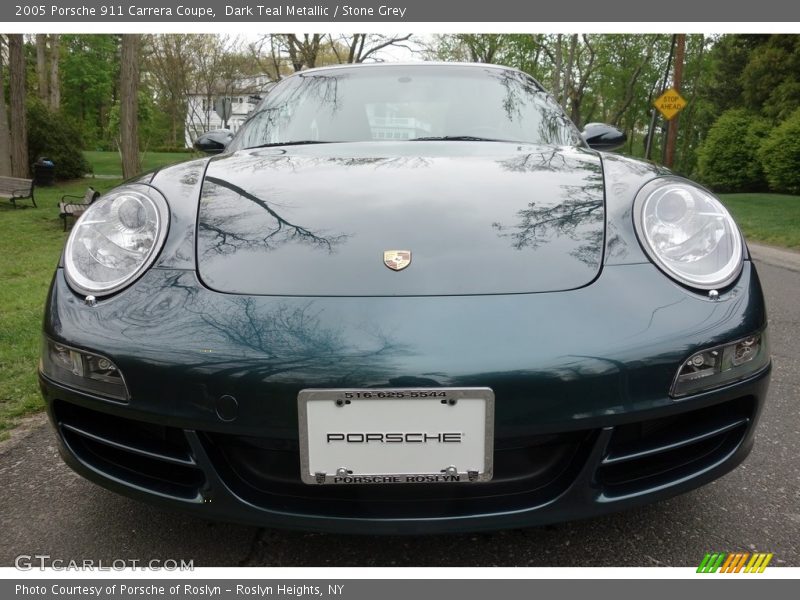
[196,142,605,296]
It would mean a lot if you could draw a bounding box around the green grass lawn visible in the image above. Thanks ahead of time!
[719,193,800,250]
[0,178,122,440]
[83,150,197,177]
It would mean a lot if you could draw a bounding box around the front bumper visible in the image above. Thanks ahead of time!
[43,369,768,534]
[40,261,770,533]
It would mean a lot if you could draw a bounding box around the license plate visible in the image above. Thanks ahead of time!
[298,388,494,485]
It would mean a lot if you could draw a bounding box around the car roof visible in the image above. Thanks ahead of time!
[293,61,523,76]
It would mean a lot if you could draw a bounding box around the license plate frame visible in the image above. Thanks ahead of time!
[298,388,494,485]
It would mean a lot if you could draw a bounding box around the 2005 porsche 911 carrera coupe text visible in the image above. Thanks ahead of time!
[40,63,770,533]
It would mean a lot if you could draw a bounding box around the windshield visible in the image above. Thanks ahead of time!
[230,65,583,150]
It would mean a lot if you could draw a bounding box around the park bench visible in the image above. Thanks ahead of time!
[59,187,100,230]
[0,176,36,208]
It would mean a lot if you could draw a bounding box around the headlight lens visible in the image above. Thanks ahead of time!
[64,185,169,296]
[634,179,743,289]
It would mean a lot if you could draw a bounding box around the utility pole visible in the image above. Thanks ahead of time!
[645,35,676,161]
[664,34,685,169]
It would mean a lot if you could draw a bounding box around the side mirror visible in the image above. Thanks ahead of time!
[193,129,234,155]
[581,123,627,151]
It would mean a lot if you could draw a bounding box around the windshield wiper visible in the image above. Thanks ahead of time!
[408,135,514,142]
[246,140,337,149]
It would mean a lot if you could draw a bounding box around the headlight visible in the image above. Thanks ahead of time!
[64,185,169,296]
[633,178,743,290]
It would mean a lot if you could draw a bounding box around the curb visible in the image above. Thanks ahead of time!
[748,243,800,273]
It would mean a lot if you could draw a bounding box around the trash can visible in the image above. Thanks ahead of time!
[33,157,56,186]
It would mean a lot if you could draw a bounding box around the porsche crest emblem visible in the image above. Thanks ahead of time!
[383,250,412,271]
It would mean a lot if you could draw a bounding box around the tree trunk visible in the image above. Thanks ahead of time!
[8,35,29,179]
[120,35,141,178]
[0,38,13,177]
[170,111,177,148]
[563,34,578,114]
[664,34,686,169]
[286,35,303,71]
[49,34,60,110]
[305,34,320,69]
[552,34,562,105]
[347,34,362,64]
[36,34,49,103]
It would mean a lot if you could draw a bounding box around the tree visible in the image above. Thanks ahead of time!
[672,35,716,176]
[285,34,322,70]
[35,34,61,110]
[0,36,13,176]
[26,100,91,180]
[328,33,414,64]
[701,34,767,115]
[120,35,141,178]
[251,34,416,78]
[60,34,119,147]
[191,35,236,132]
[697,109,770,192]
[49,34,60,110]
[759,109,800,194]
[8,34,28,178]
[740,35,800,122]
[427,33,727,171]
[36,34,49,103]
[143,34,196,147]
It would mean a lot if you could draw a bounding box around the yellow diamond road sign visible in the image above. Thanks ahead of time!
[654,87,687,120]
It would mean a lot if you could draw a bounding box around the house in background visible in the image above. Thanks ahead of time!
[184,75,274,148]
[367,105,434,140]
[184,78,438,147]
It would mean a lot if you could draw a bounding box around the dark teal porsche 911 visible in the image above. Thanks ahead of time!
[40,63,770,533]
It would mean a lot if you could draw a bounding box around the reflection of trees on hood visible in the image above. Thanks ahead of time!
[196,153,432,257]
[187,297,410,385]
[178,167,202,186]
[110,274,410,385]
[498,149,571,173]
[211,153,428,174]
[198,175,349,255]
[492,150,607,267]
[374,156,433,170]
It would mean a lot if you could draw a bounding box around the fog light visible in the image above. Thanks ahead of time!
[671,331,768,398]
[732,336,759,366]
[40,337,129,401]
[680,349,721,382]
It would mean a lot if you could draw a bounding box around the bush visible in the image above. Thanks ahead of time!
[27,100,92,180]
[697,109,770,192]
[759,108,800,194]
